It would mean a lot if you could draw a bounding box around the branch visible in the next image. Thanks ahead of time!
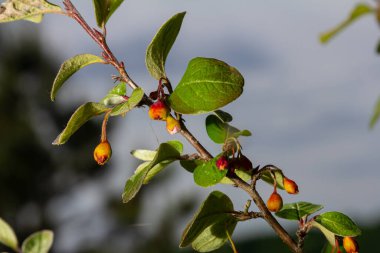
[61,2,301,252]
[229,175,300,253]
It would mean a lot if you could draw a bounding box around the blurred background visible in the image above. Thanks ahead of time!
[1,0,380,252]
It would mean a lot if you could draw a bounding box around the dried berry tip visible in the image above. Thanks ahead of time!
[266,191,283,212]
[216,156,229,170]
[93,140,112,166]
[283,177,299,194]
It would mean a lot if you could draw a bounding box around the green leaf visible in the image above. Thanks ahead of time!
[51,54,105,101]
[110,88,144,116]
[101,82,127,106]
[205,115,240,144]
[231,129,251,138]
[219,169,251,184]
[0,218,18,251]
[320,3,375,44]
[311,221,336,246]
[169,57,244,114]
[146,12,186,80]
[21,230,53,253]
[0,0,61,23]
[53,102,109,145]
[180,191,237,252]
[180,159,205,173]
[122,141,183,203]
[193,158,227,187]
[275,202,324,221]
[93,0,124,28]
[131,149,157,161]
[214,110,233,123]
[370,96,380,128]
[314,212,361,237]
[261,170,285,190]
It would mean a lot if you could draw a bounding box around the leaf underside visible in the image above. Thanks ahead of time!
[53,102,109,145]
[0,0,61,23]
[180,191,237,252]
[21,230,53,253]
[0,218,18,252]
[51,54,104,101]
[146,12,186,80]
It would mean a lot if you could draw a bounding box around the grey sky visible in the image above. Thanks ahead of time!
[8,0,380,251]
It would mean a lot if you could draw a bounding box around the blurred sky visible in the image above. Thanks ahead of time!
[4,0,380,251]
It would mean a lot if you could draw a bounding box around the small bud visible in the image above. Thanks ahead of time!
[283,177,299,194]
[148,100,170,120]
[166,115,181,134]
[93,140,112,165]
[266,191,283,212]
[343,237,359,253]
[216,156,229,170]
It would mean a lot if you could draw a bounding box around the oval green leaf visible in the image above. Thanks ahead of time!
[275,202,324,221]
[93,0,124,28]
[50,54,105,101]
[21,230,53,253]
[320,3,374,44]
[122,141,183,203]
[206,115,239,144]
[180,191,237,252]
[193,158,227,187]
[0,218,18,251]
[110,88,144,116]
[169,57,244,114]
[314,211,361,237]
[214,110,233,123]
[146,12,186,80]
[0,0,61,23]
[53,102,109,145]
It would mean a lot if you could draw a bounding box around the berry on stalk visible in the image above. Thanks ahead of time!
[93,140,112,165]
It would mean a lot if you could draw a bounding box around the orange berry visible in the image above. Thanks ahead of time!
[283,177,299,194]
[93,140,112,165]
[267,191,283,212]
[148,100,169,120]
[343,237,359,253]
[166,115,181,135]
[216,156,229,170]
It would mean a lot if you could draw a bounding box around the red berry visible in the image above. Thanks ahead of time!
[283,177,299,194]
[93,140,112,166]
[148,100,169,120]
[216,156,229,170]
[343,237,359,253]
[266,191,283,212]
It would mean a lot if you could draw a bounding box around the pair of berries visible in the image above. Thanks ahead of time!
[215,155,253,172]
[266,177,299,212]
[148,100,181,134]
